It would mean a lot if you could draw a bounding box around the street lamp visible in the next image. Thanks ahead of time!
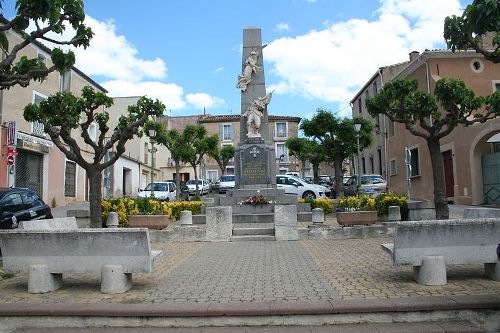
[353,122,362,188]
[148,128,157,198]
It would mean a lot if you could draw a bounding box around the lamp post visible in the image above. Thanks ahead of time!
[148,128,157,198]
[353,122,362,188]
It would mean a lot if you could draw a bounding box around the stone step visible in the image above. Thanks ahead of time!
[232,227,275,236]
[230,235,276,242]
[298,212,312,222]
[192,212,312,224]
[233,222,274,228]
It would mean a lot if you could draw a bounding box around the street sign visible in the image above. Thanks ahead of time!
[7,121,17,146]
[7,155,14,165]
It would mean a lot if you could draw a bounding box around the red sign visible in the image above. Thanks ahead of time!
[7,147,18,156]
[7,155,14,165]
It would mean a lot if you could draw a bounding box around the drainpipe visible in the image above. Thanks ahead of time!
[378,68,390,188]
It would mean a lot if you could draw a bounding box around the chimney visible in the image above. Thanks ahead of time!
[409,51,420,61]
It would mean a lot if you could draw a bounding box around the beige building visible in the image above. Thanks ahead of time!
[0,29,108,205]
[157,114,302,183]
[352,50,500,205]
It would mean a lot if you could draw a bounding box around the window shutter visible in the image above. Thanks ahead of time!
[230,125,235,140]
[219,125,223,139]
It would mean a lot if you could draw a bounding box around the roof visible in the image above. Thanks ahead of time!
[198,114,302,123]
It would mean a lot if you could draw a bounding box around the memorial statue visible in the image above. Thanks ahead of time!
[236,45,267,92]
[244,91,274,138]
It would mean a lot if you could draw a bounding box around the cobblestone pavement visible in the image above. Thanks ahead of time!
[0,238,498,304]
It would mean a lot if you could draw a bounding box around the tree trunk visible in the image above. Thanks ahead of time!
[427,138,449,220]
[313,163,319,184]
[193,166,200,196]
[175,162,181,200]
[333,156,344,198]
[300,159,306,178]
[88,169,103,228]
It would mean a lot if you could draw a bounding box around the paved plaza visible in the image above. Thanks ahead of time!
[0,238,498,305]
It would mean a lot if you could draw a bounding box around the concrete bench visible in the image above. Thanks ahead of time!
[18,217,78,230]
[0,228,163,294]
[381,218,500,285]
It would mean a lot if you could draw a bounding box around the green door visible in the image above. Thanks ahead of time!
[482,152,500,205]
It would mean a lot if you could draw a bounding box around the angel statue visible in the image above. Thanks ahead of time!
[236,45,267,92]
[244,91,274,138]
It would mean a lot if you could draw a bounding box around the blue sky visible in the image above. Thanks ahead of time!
[3,0,466,120]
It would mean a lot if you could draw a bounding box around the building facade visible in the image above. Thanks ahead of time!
[352,50,500,205]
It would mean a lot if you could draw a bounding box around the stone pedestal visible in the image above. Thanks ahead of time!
[408,200,435,220]
[180,210,193,226]
[106,212,119,228]
[275,205,298,241]
[206,206,232,241]
[312,208,324,224]
[388,206,401,222]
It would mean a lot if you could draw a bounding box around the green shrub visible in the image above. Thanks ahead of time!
[298,198,334,214]
[374,192,408,220]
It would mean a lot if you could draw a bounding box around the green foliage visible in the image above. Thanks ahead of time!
[0,0,94,88]
[209,144,235,175]
[298,198,334,214]
[51,197,57,208]
[444,0,500,63]
[374,192,409,220]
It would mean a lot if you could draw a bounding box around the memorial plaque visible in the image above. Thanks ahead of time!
[240,145,269,185]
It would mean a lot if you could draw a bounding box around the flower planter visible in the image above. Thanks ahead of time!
[128,215,170,230]
[336,211,377,226]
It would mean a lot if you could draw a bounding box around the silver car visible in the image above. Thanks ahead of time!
[344,174,388,196]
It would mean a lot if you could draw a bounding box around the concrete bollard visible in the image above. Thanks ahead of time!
[106,212,119,228]
[388,206,401,222]
[415,255,447,286]
[180,210,193,226]
[312,208,324,224]
[275,205,298,241]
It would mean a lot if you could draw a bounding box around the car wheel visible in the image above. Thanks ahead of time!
[302,191,316,200]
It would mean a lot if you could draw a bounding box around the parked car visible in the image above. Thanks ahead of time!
[344,174,388,196]
[165,180,189,200]
[218,175,236,194]
[319,175,333,187]
[186,179,211,195]
[138,182,176,201]
[276,174,331,199]
[0,188,53,229]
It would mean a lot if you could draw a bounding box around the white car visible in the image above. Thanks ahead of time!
[276,175,331,199]
[138,182,176,201]
[218,175,235,194]
[186,179,211,195]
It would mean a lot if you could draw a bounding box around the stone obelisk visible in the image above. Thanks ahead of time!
[234,27,276,188]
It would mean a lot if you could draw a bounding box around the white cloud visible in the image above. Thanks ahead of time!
[212,66,224,74]
[265,0,462,106]
[185,93,228,110]
[276,23,290,31]
[102,80,186,110]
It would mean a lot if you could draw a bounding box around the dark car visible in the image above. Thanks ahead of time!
[0,188,53,229]
[165,180,189,200]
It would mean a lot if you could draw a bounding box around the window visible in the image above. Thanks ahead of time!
[410,147,420,177]
[220,124,234,141]
[373,81,378,94]
[276,122,287,138]
[31,92,46,135]
[65,161,76,197]
[60,70,71,92]
[1,193,23,212]
[226,167,234,175]
[370,156,374,173]
[37,53,47,65]
[390,159,397,176]
[495,82,500,92]
[358,97,362,115]
[362,157,366,174]
[388,119,395,137]
[470,59,484,73]
[88,123,97,142]
[277,144,287,162]
[207,170,218,183]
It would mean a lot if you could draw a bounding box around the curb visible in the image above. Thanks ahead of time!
[0,295,498,317]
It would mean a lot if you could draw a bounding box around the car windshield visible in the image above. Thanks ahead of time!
[187,180,203,185]
[220,175,235,182]
[144,183,169,191]
[361,175,385,184]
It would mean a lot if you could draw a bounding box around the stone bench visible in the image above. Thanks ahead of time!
[0,228,163,294]
[381,218,500,285]
[18,217,78,230]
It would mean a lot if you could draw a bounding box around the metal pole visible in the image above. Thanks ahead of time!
[356,135,361,188]
[150,140,155,198]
